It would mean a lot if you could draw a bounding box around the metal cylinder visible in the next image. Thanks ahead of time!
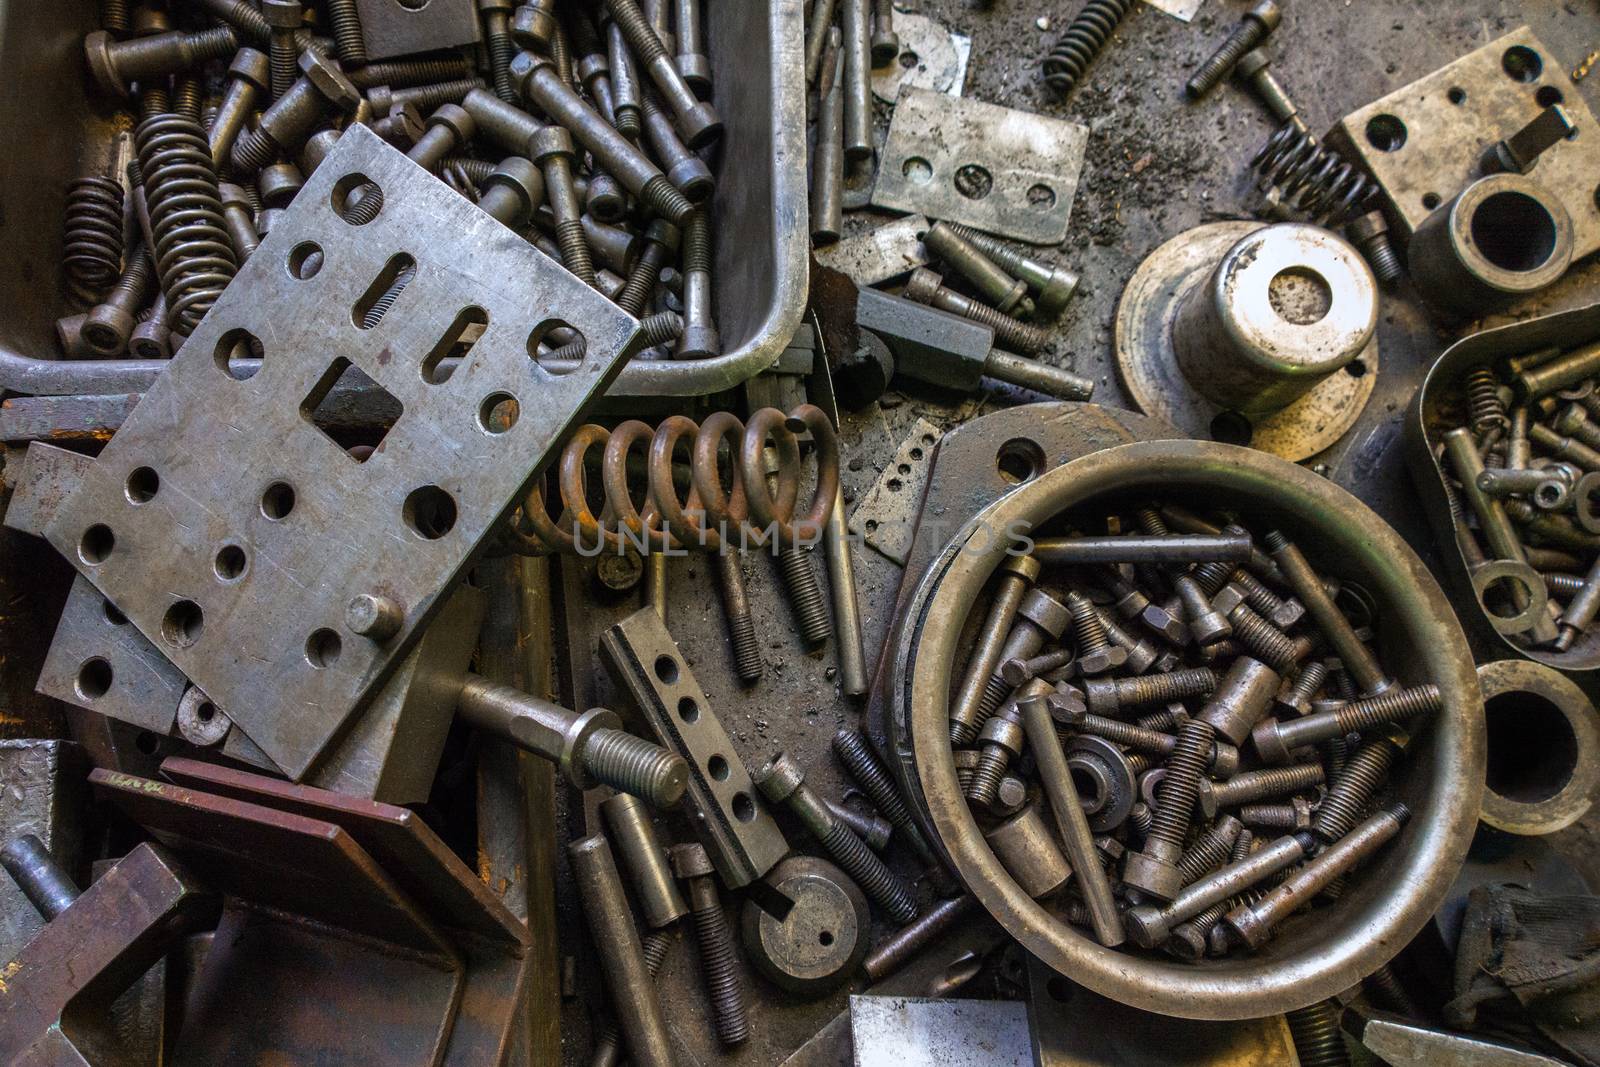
[210,48,270,167]
[949,555,1041,744]
[825,480,869,695]
[924,223,1030,314]
[600,793,688,929]
[840,0,872,162]
[568,835,676,1067]
[863,895,978,982]
[984,802,1072,900]
[1172,223,1376,417]
[1264,530,1389,695]
[810,31,845,245]
[0,834,81,921]
[983,350,1096,401]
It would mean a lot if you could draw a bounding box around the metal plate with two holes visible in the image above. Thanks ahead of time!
[1326,27,1600,258]
[872,88,1088,245]
[44,124,643,779]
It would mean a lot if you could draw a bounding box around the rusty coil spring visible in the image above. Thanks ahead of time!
[1250,121,1379,227]
[62,176,125,298]
[510,405,841,555]
[135,112,238,335]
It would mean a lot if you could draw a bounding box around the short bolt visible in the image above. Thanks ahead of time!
[262,0,303,100]
[1096,606,1161,674]
[1213,587,1304,672]
[230,49,362,174]
[944,222,1080,318]
[209,47,271,167]
[999,647,1076,685]
[1175,572,1231,645]
[922,222,1032,316]
[670,843,748,1046]
[83,243,155,356]
[130,291,172,359]
[603,0,722,147]
[477,156,545,229]
[1276,659,1330,717]
[756,752,919,923]
[966,701,1028,807]
[1082,666,1217,716]
[1065,591,1127,676]
[1105,570,1187,644]
[904,268,1051,354]
[408,104,477,172]
[84,26,239,98]
[1233,48,1304,132]
[615,219,679,317]
[1346,210,1404,286]
[1252,684,1440,765]
[1185,0,1281,99]
[1238,798,1313,831]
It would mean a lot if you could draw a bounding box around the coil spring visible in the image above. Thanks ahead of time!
[136,112,238,336]
[63,176,125,297]
[508,405,840,557]
[1466,367,1509,441]
[1251,121,1379,227]
[1041,0,1136,96]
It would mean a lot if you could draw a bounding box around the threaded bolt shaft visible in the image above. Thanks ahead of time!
[1176,817,1242,884]
[103,0,130,34]
[1146,719,1215,852]
[641,174,693,224]
[818,820,919,923]
[1066,591,1111,658]
[1212,763,1325,808]
[714,550,762,684]
[1226,602,1300,670]
[943,222,1079,315]
[1258,684,1440,761]
[1168,899,1231,959]
[1282,660,1329,712]
[1313,735,1400,842]
[1239,803,1303,829]
[349,56,474,90]
[907,272,1051,353]
[393,77,488,112]
[1128,802,1153,839]
[1230,828,1255,863]
[1089,667,1217,714]
[831,730,935,865]
[1285,1000,1350,1067]
[1137,705,1188,732]
[966,744,1009,806]
[326,0,367,66]
[684,874,748,1045]
[270,18,300,100]
[1074,713,1178,757]
[1186,2,1279,99]
[580,727,689,808]
[776,543,832,646]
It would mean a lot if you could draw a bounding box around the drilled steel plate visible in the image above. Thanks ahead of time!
[849,417,940,565]
[872,88,1088,245]
[1326,27,1600,258]
[353,0,480,61]
[1114,221,1379,463]
[870,12,970,103]
[44,124,643,779]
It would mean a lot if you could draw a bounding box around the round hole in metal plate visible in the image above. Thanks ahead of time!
[902,156,933,185]
[214,544,248,581]
[288,241,324,279]
[261,481,296,520]
[1502,45,1542,83]
[479,391,520,434]
[954,163,993,200]
[79,524,115,565]
[306,628,342,669]
[708,754,731,781]
[654,655,680,685]
[732,792,757,822]
[76,657,113,701]
[126,466,159,504]
[677,696,700,722]
[161,599,204,649]
[1364,114,1407,152]
[402,485,457,540]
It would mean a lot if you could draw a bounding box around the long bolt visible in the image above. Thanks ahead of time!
[863,895,978,982]
[714,550,763,684]
[1233,48,1304,133]
[923,222,1032,315]
[967,699,1030,807]
[1252,685,1440,765]
[1020,694,1124,946]
[590,931,672,1067]
[810,29,845,243]
[1082,667,1216,716]
[264,0,302,100]
[756,752,919,923]
[951,561,1045,742]
[840,0,872,160]
[1515,339,1600,400]
[210,48,270,167]
[511,53,693,224]
[676,206,720,357]
[1263,530,1391,694]
[456,676,688,806]
[905,268,1051,353]
[641,87,714,202]
[615,220,677,316]
[982,350,1096,401]
[1347,210,1404,286]
[999,647,1076,685]
[349,56,475,90]
[833,729,939,867]
[674,0,712,96]
[803,0,839,83]
[824,799,892,851]
[1124,719,1216,901]
[1055,706,1240,777]
[1185,0,1281,99]
[1530,422,1600,471]
[1197,762,1325,819]
[83,26,239,98]
[528,124,600,287]
[0,835,81,920]
[775,542,832,646]
[1313,733,1403,843]
[670,844,748,1045]
[943,222,1080,317]
[1224,804,1408,950]
[603,0,721,146]
[1122,830,1309,949]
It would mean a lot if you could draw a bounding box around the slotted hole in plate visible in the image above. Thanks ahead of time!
[300,357,402,463]
[352,253,417,330]
[421,305,488,384]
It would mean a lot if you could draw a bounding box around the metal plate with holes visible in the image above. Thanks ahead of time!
[1326,27,1600,259]
[43,124,643,780]
[870,12,970,104]
[813,215,931,286]
[849,417,941,566]
[872,88,1088,245]
[1115,221,1379,462]
[352,0,480,61]
[39,574,189,735]
[600,607,788,889]
[849,996,1033,1067]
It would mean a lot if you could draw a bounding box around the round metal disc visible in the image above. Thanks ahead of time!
[1114,221,1380,463]
[741,856,868,997]
[871,12,963,104]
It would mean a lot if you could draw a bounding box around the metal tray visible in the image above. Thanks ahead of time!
[0,0,807,401]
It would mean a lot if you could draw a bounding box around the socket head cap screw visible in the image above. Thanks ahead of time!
[229,47,272,90]
[1247,0,1282,31]
[1234,48,1270,80]
[1250,718,1293,766]
[83,31,124,97]
[511,5,556,49]
[1122,850,1183,902]
[262,0,303,29]
[904,267,943,304]
[529,124,574,164]
[669,842,714,879]
[754,751,805,804]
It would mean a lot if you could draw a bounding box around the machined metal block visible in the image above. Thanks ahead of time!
[353,0,480,61]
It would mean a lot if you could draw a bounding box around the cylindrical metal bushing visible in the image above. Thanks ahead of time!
[600,792,688,929]
[984,801,1072,899]
[1172,222,1377,417]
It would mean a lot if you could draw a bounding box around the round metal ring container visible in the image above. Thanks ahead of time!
[887,440,1484,1020]
[1477,659,1599,836]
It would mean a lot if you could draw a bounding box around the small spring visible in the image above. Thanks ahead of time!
[1251,121,1379,227]
[135,112,238,335]
[1041,0,1137,96]
[63,176,125,297]
[508,405,840,558]
[1466,368,1510,441]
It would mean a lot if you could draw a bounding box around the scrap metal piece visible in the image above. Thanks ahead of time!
[353,0,480,60]
[1,442,91,538]
[869,12,969,103]
[849,995,1033,1066]
[812,215,931,286]
[96,759,532,1067]
[1115,220,1380,462]
[0,740,89,964]
[0,842,218,1067]
[872,87,1088,244]
[43,124,643,780]
[742,855,869,998]
[1326,28,1600,262]
[1352,1012,1568,1066]
[848,417,940,566]
[1141,0,1206,22]
[1475,659,1599,836]
[600,607,788,888]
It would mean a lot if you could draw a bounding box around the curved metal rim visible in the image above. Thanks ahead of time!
[894,440,1484,1020]
[1445,173,1576,294]
[1476,659,1599,836]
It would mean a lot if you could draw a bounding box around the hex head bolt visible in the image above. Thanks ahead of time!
[905,269,1051,354]
[669,844,748,1045]
[673,0,712,96]
[951,566,1050,742]
[84,25,239,98]
[1262,530,1393,696]
[1185,0,1280,99]
[1251,684,1440,765]
[1312,731,1403,844]
[456,675,688,807]
[602,793,688,930]
[1122,829,1309,949]
[1064,591,1127,675]
[832,728,939,869]
[1104,569,1187,644]
[230,50,361,175]
[1195,762,1326,821]
[965,697,1030,807]
[1224,803,1409,950]
[528,125,601,288]
[208,48,270,168]
[1018,694,1124,946]
[922,223,1033,316]
[999,647,1076,685]
[602,0,721,147]
[511,52,694,225]
[83,243,154,356]
[1123,718,1217,901]
[261,0,302,100]
[568,836,677,1067]
[755,752,919,924]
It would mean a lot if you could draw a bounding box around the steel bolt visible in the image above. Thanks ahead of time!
[824,799,892,851]
[999,647,1076,685]
[1214,587,1304,672]
[1122,830,1309,949]
[675,206,720,357]
[922,222,1033,316]
[230,49,362,174]
[477,156,545,229]
[669,843,748,1045]
[1105,569,1187,644]
[83,243,154,356]
[641,87,714,201]
[84,26,239,98]
[1175,572,1231,645]
[527,124,601,288]
[1123,718,1216,901]
[1065,591,1128,675]
[615,219,679,316]
[1185,0,1281,99]
[755,752,919,924]
[1239,798,1313,831]
[1054,702,1241,778]
[840,0,872,160]
[1195,762,1325,820]
[803,0,840,83]
[943,222,1080,318]
[1233,48,1304,133]
[263,0,302,100]
[832,728,939,867]
[967,699,1029,807]
[982,350,1097,401]
[606,18,644,140]
[1264,530,1392,694]
[209,48,270,167]
[1347,210,1404,286]
[674,0,712,96]
[408,104,477,172]
[1082,666,1217,716]
[1313,732,1403,843]
[905,269,1051,354]
[1252,684,1440,765]
[955,572,1054,741]
[603,0,721,146]
[1176,814,1243,884]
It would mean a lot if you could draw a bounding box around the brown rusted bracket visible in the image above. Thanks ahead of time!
[0,842,218,1067]
[90,758,532,1067]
